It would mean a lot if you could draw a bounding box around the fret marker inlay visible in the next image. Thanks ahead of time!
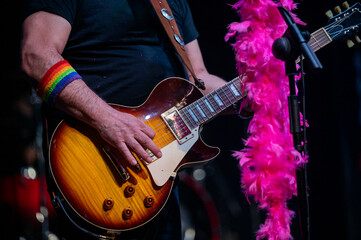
[196,104,206,118]
[213,94,223,106]
[204,99,214,113]
[188,109,199,122]
[230,84,241,96]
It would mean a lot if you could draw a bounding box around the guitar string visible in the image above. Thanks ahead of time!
[323,11,356,40]
[133,13,359,156]
[310,28,332,47]
[320,21,341,39]
[309,30,329,51]
[146,79,242,132]
[130,78,243,150]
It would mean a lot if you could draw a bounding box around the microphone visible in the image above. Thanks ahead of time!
[272,6,322,71]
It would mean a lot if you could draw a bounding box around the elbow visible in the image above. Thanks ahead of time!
[21,43,63,81]
[21,44,38,79]
[21,46,33,78]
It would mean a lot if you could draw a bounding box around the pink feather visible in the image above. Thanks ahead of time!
[227,0,308,239]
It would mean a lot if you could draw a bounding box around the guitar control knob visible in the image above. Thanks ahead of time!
[325,10,333,19]
[334,6,342,14]
[342,1,350,9]
[122,208,133,220]
[103,198,114,211]
[124,186,135,197]
[355,35,361,44]
[144,196,154,208]
[347,39,355,48]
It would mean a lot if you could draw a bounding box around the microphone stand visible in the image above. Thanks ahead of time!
[272,5,323,240]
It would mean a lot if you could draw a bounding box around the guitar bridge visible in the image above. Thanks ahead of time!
[102,147,130,181]
[161,107,194,144]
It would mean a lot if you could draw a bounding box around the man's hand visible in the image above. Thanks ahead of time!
[22,12,162,167]
[96,109,162,166]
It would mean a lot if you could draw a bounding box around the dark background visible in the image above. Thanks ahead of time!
[1,0,361,239]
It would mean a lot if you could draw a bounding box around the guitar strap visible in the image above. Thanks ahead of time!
[149,0,206,90]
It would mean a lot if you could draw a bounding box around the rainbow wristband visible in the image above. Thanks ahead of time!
[36,60,82,106]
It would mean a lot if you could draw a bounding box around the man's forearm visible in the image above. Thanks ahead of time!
[21,48,111,128]
[54,78,115,129]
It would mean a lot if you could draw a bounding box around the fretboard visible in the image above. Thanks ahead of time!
[308,28,332,52]
[179,77,243,129]
[176,27,331,129]
[296,28,333,63]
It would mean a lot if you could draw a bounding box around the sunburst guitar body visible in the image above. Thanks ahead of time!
[49,77,244,232]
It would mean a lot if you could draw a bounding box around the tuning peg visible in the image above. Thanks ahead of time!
[342,1,350,9]
[355,35,361,44]
[334,6,342,14]
[325,10,334,18]
[347,39,355,48]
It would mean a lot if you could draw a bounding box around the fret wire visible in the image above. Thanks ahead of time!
[230,81,243,99]
[206,93,218,112]
[205,93,219,116]
[194,103,207,119]
[203,96,216,116]
[201,97,216,119]
[179,77,243,128]
[219,87,230,107]
[312,29,325,37]
[225,84,238,104]
[199,99,213,118]
[190,103,205,123]
[207,93,222,113]
[222,85,235,105]
[186,109,197,129]
[317,31,332,43]
[180,108,195,129]
[232,77,242,92]
[313,38,330,49]
[310,35,322,49]
[310,34,330,49]
[189,101,205,123]
[197,100,213,120]
[230,81,242,103]
[217,87,231,107]
[228,80,243,102]
[188,106,201,124]
[228,81,241,99]
[308,32,331,53]
[213,90,226,111]
[311,29,331,43]
[312,35,330,46]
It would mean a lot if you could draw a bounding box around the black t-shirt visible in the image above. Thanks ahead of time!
[23,0,199,138]
[23,0,199,107]
[23,1,198,238]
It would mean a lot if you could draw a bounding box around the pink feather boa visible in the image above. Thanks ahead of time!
[226,0,307,239]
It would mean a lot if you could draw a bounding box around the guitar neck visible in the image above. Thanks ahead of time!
[308,28,333,52]
[296,28,333,63]
[178,27,332,129]
[179,77,243,129]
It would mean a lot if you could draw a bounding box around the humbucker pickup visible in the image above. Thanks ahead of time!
[161,107,194,144]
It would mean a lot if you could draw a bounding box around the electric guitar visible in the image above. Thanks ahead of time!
[49,3,361,233]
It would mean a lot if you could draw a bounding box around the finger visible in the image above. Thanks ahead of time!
[127,138,156,163]
[135,132,162,159]
[117,142,138,166]
[140,122,156,139]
